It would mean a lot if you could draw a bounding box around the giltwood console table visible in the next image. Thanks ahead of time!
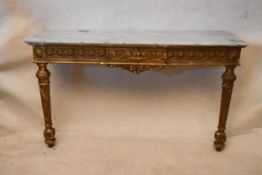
[25,30,246,151]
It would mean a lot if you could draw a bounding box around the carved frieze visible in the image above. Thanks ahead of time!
[167,48,239,62]
[107,48,166,63]
[33,45,240,74]
[34,46,240,62]
[46,47,106,59]
[34,46,106,61]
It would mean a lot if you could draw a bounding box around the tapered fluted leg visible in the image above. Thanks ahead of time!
[36,63,56,147]
[214,65,237,151]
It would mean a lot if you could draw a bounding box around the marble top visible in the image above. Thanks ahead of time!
[25,30,246,47]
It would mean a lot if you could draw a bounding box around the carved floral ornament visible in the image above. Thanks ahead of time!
[107,48,166,62]
[33,46,240,74]
[107,64,165,74]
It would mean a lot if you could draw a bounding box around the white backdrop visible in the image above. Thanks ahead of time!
[1,0,262,175]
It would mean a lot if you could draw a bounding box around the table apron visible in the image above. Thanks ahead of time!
[32,45,242,66]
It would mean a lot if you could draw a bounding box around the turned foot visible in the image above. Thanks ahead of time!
[44,127,56,147]
[214,130,226,151]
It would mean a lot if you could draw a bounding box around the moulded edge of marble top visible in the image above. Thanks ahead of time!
[24,30,247,47]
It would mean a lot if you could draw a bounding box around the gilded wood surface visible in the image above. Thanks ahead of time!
[32,43,244,151]
[36,63,55,147]
[214,65,237,151]
[107,64,165,74]
[33,45,241,73]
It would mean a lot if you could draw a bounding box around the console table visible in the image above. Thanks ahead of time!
[25,30,246,151]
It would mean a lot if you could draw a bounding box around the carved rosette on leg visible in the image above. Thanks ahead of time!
[214,65,236,151]
[36,63,56,147]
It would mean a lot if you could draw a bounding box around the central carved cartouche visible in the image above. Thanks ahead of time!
[107,64,165,74]
[107,48,166,63]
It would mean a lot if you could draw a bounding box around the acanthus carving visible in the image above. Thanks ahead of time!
[107,64,165,74]
[107,48,166,63]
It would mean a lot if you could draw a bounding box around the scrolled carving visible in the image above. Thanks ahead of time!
[107,64,165,74]
[107,48,166,63]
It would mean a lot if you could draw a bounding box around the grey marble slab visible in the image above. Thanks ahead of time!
[25,30,246,47]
